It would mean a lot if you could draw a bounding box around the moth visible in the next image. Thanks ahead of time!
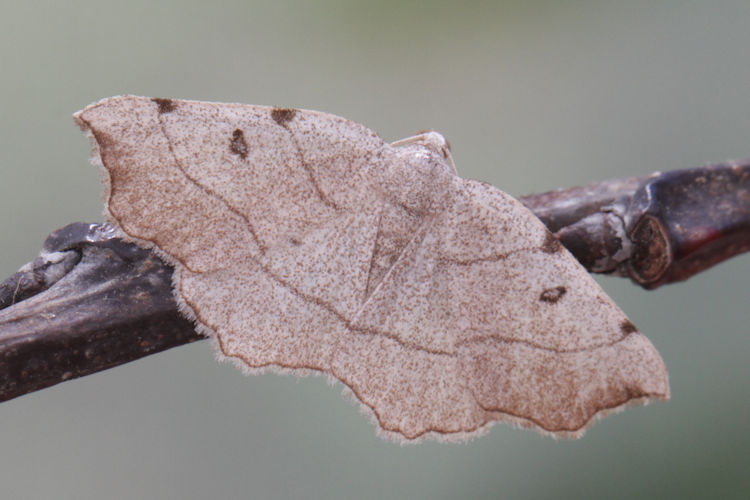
[75,96,669,442]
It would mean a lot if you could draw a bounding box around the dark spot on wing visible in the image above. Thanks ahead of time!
[620,320,638,334]
[271,108,297,127]
[152,98,176,114]
[290,237,302,246]
[230,129,249,159]
[539,286,567,303]
[541,231,562,253]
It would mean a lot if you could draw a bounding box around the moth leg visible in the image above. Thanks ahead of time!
[391,130,456,174]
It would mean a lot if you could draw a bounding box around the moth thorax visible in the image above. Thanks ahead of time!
[384,146,454,214]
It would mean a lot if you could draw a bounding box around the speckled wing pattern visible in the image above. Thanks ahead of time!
[75,96,669,442]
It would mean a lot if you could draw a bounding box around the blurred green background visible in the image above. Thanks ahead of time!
[1,1,748,499]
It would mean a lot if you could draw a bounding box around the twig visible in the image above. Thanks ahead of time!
[1,160,748,402]
[521,160,750,288]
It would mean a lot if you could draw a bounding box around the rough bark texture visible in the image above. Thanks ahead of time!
[0,224,200,402]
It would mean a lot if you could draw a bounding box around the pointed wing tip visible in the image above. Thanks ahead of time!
[72,95,146,123]
[72,95,157,165]
[72,112,101,169]
[72,96,111,131]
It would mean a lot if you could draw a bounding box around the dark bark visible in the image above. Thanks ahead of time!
[1,160,748,402]
[0,224,200,402]
[520,160,750,288]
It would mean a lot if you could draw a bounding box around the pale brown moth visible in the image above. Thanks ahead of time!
[75,96,669,442]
